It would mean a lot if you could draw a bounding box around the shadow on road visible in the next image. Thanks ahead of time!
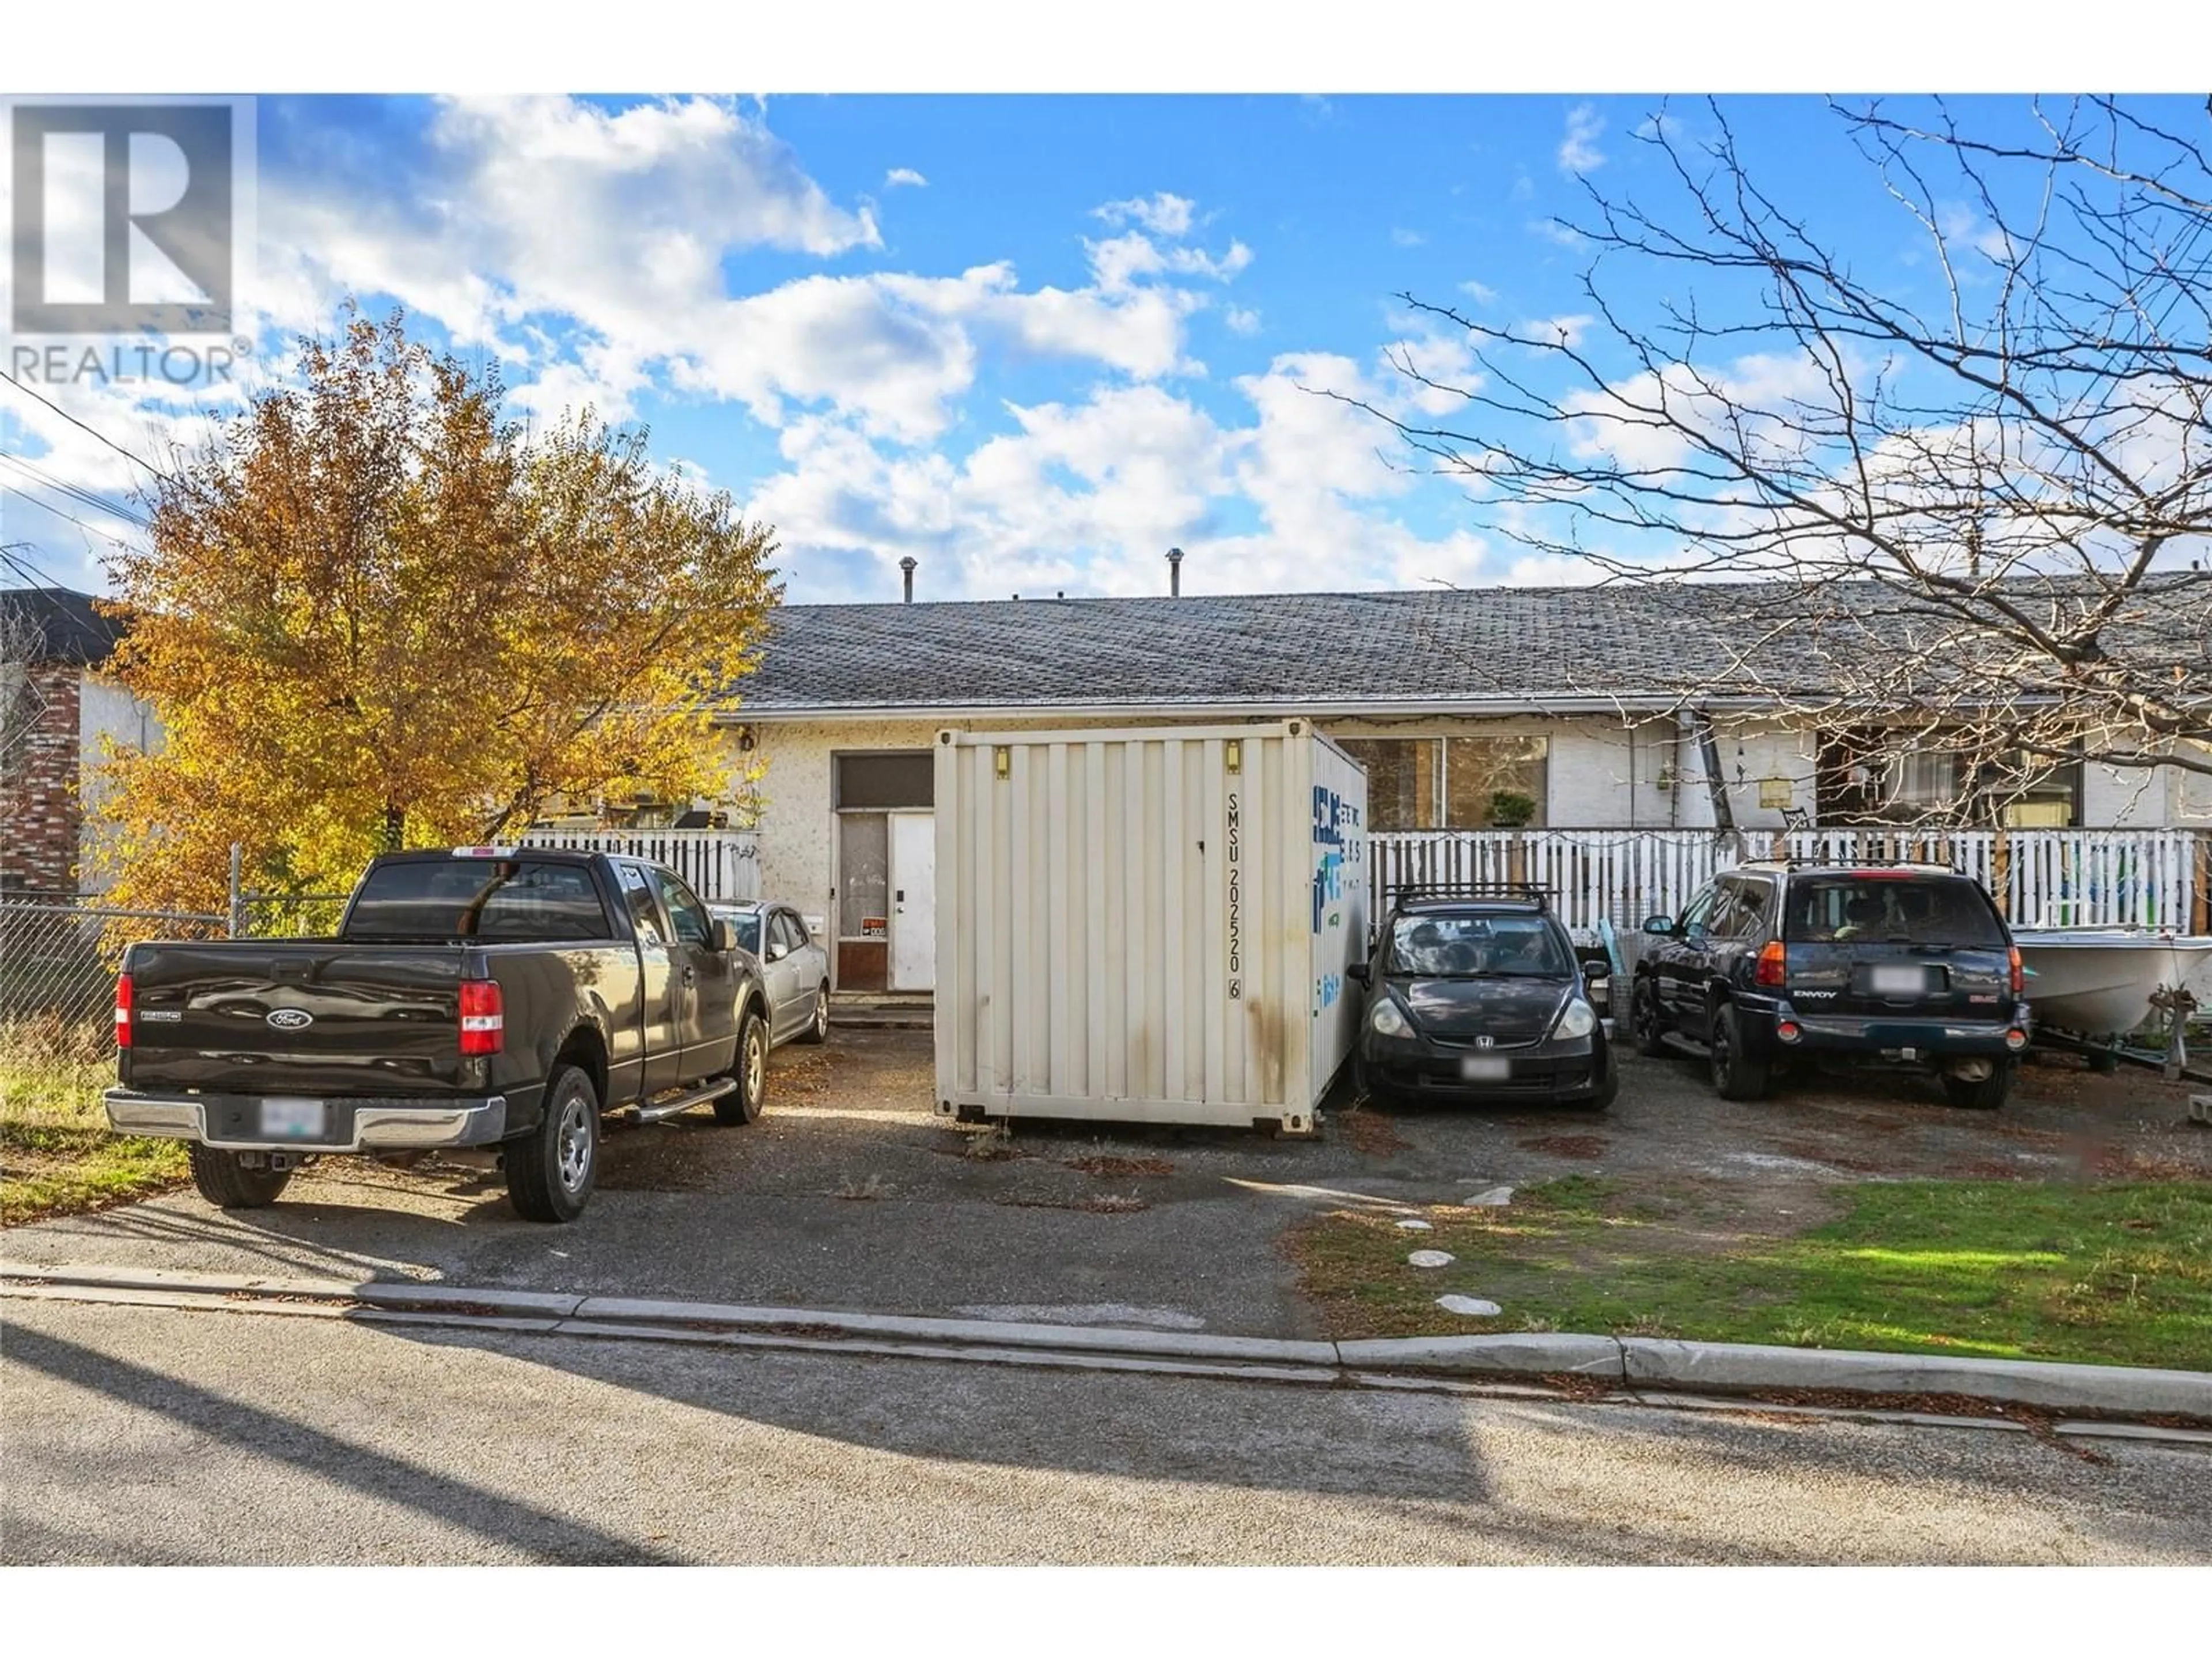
[2,1321,680,1565]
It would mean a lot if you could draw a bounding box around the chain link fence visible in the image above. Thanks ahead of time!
[0,884,349,1062]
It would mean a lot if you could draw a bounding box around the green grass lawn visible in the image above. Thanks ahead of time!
[1287,1175,2212,1371]
[1,1020,185,1226]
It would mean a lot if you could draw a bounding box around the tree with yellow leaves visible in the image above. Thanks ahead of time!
[97,308,779,912]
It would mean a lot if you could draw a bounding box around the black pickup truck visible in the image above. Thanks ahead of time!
[104,848,774,1222]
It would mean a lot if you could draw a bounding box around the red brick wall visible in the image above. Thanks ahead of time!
[1,665,84,893]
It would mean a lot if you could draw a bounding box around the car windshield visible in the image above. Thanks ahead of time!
[1388,913,1570,978]
[1783,876,2006,948]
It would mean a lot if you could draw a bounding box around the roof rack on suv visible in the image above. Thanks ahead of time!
[1738,852,1961,874]
[1385,880,1552,913]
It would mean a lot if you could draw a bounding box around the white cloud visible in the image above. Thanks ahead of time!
[884,167,928,189]
[1517,313,1594,347]
[1094,192,1197,238]
[1225,306,1262,335]
[1459,278,1499,305]
[1391,226,1427,248]
[1558,103,1607,175]
[745,356,1494,601]
[252,97,1227,438]
[1382,334,1483,416]
[1084,231,1252,293]
[1562,350,1849,477]
[1528,218,1586,249]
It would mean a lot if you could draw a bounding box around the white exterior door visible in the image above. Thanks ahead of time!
[889,811,936,991]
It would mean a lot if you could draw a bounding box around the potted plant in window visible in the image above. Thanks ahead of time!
[1488,789,1537,828]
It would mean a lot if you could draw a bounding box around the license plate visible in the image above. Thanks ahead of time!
[260,1097,325,1138]
[1459,1057,1512,1081]
[1869,966,1927,997]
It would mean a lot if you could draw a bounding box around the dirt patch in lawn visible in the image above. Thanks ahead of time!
[1518,1133,1610,1160]
[1284,1173,2212,1370]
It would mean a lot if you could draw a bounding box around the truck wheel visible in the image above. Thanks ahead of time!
[506,1063,599,1223]
[714,1006,769,1124]
[1943,1062,2013,1111]
[1631,977,1669,1058]
[1710,1004,1771,1102]
[188,1145,291,1210]
[794,982,830,1045]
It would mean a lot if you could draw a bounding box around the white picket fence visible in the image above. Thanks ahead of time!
[518,828,761,902]
[1369,827,2209,935]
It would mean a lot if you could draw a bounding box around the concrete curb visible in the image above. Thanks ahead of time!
[6,1260,2208,1422]
[1337,1333,1622,1378]
[1619,1337,2212,1419]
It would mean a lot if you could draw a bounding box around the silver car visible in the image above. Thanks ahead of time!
[709,900,830,1048]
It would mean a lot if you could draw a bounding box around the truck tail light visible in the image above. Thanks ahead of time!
[459,978,504,1056]
[115,972,134,1048]
[1754,940,1787,987]
[2008,945,2024,997]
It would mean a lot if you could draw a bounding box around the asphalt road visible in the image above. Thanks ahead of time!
[3,1296,2207,1565]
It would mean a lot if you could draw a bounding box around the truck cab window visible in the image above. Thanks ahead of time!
[617,863,666,946]
[652,870,713,949]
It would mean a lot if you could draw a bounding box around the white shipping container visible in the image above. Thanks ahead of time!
[933,721,1369,1132]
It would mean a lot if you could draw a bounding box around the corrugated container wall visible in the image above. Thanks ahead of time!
[934,722,1369,1132]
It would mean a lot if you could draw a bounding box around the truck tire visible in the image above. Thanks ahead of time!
[1630,976,1669,1058]
[714,1005,769,1124]
[506,1063,599,1223]
[1710,1003,1771,1102]
[188,1145,292,1209]
[1943,1062,2013,1111]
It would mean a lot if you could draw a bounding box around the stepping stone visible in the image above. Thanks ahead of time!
[1395,1218,1434,1232]
[1436,1294,1503,1317]
[1463,1185,1514,1207]
[1406,1249,1455,1268]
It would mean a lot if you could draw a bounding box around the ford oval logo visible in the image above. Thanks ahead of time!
[266,1008,315,1031]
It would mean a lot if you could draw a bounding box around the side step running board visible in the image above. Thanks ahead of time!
[632,1077,737,1123]
[1660,1032,1713,1060]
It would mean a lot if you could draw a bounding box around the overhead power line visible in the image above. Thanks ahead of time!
[2,487,145,553]
[0,368,176,483]
[0,453,152,530]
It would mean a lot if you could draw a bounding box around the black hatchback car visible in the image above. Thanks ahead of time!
[1349,885,1616,1110]
[1630,859,2030,1108]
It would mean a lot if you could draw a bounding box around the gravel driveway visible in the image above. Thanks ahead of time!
[5,1028,2205,1337]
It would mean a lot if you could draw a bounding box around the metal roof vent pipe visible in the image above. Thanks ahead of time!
[899,556,917,603]
[1167,546,1184,596]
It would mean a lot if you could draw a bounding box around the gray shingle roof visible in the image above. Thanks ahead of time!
[0,587,124,667]
[735,583,1809,714]
[734,574,2211,717]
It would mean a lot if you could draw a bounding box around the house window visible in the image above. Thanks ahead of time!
[1815,732,2080,827]
[1336,736,1549,831]
[834,751,933,810]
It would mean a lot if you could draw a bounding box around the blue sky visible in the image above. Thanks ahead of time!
[5,93,2202,604]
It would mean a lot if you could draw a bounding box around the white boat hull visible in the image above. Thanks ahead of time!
[2013,930,2212,1037]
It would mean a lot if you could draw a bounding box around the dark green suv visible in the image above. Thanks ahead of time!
[1630,860,2030,1108]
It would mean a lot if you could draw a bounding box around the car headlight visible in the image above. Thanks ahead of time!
[1552,998,1598,1040]
[1369,998,1412,1037]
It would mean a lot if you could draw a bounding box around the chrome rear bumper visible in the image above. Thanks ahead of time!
[104,1089,508,1152]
